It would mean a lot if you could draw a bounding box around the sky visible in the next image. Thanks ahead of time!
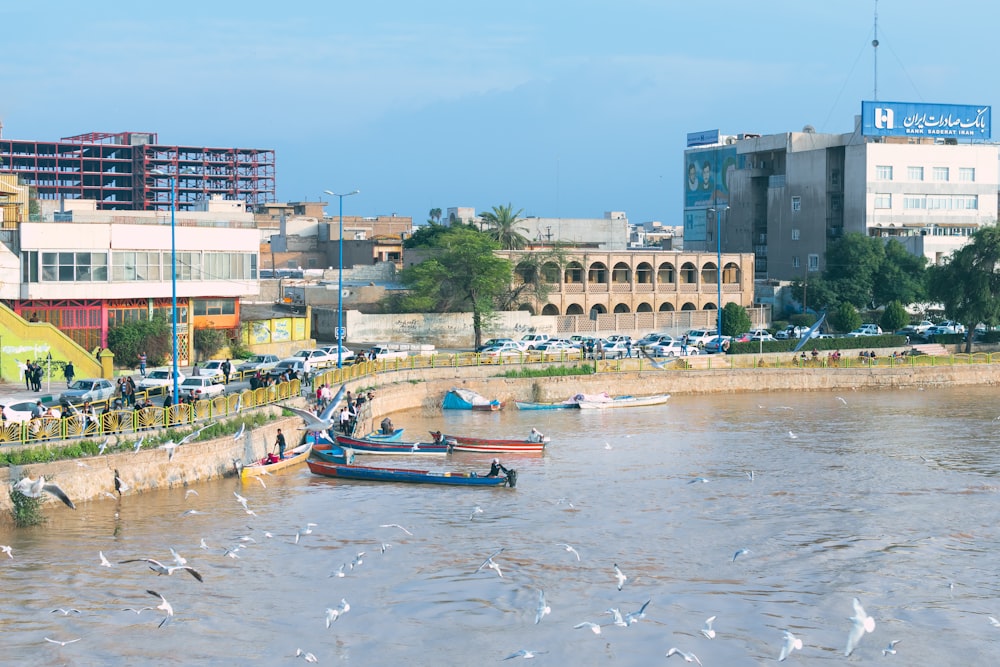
[1,1,997,225]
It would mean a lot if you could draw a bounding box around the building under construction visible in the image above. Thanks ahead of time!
[0,130,275,211]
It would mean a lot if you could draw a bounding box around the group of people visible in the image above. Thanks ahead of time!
[21,360,46,392]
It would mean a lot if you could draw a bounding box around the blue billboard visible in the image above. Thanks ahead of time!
[861,101,991,139]
[687,129,719,147]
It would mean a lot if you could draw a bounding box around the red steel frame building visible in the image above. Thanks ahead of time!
[0,131,275,211]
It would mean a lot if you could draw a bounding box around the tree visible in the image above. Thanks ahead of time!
[194,328,227,361]
[874,240,928,306]
[497,247,568,312]
[480,203,529,251]
[428,208,442,224]
[927,225,1000,352]
[395,227,513,348]
[880,300,909,333]
[828,302,861,334]
[106,316,171,368]
[721,303,752,337]
[404,221,473,249]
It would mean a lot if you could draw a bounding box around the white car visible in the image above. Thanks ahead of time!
[480,342,527,359]
[179,376,226,399]
[198,360,227,382]
[746,329,776,342]
[534,340,581,356]
[683,329,717,347]
[236,354,281,374]
[647,340,700,357]
[291,348,338,371]
[136,369,186,392]
[318,345,355,363]
[519,333,552,349]
[1,400,61,423]
[845,324,883,337]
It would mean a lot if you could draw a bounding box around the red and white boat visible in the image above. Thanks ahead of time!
[431,430,549,454]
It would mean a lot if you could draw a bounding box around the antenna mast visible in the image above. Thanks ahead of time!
[872,0,879,101]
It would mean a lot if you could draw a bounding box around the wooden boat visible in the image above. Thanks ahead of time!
[318,433,449,456]
[359,428,405,442]
[442,388,504,411]
[307,447,516,487]
[515,392,611,410]
[576,393,671,410]
[432,431,549,454]
[241,442,312,480]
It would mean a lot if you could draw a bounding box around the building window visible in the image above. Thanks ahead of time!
[908,166,924,181]
[164,252,200,281]
[808,254,819,272]
[112,251,162,281]
[876,165,893,180]
[792,256,800,269]
[933,166,950,181]
[21,251,38,283]
[791,196,801,212]
[957,195,979,210]
[904,195,927,209]
[193,298,236,316]
[874,193,892,209]
[830,194,843,214]
[791,229,800,241]
[830,169,841,187]
[41,252,107,282]
[960,167,976,182]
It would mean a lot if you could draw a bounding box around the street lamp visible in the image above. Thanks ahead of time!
[707,206,728,337]
[323,189,360,368]
[150,169,180,406]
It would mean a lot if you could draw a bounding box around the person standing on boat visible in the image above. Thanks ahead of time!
[486,458,509,478]
[275,428,287,460]
[528,427,545,443]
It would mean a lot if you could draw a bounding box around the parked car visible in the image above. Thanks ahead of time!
[534,340,581,356]
[599,340,632,359]
[476,338,521,353]
[198,360,227,382]
[938,320,966,333]
[136,369,186,393]
[703,336,732,354]
[268,359,308,379]
[318,345,356,363]
[519,333,552,349]
[776,325,819,340]
[291,348,338,371]
[366,345,409,361]
[747,329,776,342]
[638,333,675,349]
[845,324,883,337]
[605,334,632,345]
[60,378,115,405]
[925,325,962,336]
[647,340,700,357]
[913,320,934,334]
[480,342,527,359]
[1,400,61,423]
[179,376,226,399]
[236,354,281,374]
[683,329,718,347]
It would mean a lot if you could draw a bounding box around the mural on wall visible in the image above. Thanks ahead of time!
[272,319,291,343]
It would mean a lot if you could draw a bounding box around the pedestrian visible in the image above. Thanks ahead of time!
[81,400,96,433]
[138,351,147,377]
[339,406,351,434]
[63,361,75,387]
[626,340,632,358]
[125,376,136,407]
[23,360,32,390]
[32,362,43,391]
[275,428,286,460]
[221,358,232,384]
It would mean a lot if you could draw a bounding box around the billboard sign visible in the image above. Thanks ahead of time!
[687,129,719,147]
[861,101,991,139]
[684,145,738,209]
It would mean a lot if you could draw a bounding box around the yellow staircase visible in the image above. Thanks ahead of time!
[0,302,104,384]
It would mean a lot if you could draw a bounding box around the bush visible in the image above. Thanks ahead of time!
[9,487,44,526]
[829,302,862,334]
[728,334,906,355]
[721,303,752,337]
[880,301,910,333]
[107,316,171,368]
[194,328,227,361]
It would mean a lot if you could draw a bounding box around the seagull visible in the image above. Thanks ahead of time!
[254,477,267,489]
[990,616,1000,628]
[351,552,365,569]
[146,590,173,628]
[504,649,547,660]
[101,491,117,500]
[50,608,82,616]
[845,597,876,657]
[295,649,319,663]
[330,564,346,578]
[98,436,111,455]
[380,543,392,554]
[133,436,145,453]
[234,492,249,510]
[114,470,128,495]
[700,616,716,639]
[883,639,901,656]
[99,551,113,567]
[159,440,178,461]
[121,607,151,615]
[573,621,602,634]
[624,599,650,626]
[119,558,204,582]
[380,523,413,535]
[302,523,317,535]
[1,545,12,559]
[605,607,627,627]
[12,476,76,509]
[535,590,551,624]
[732,548,750,562]
[325,598,350,627]
[234,423,246,440]
[613,563,627,590]
[746,470,755,481]
[779,630,803,661]
[688,476,709,484]
[184,489,199,498]
[178,424,209,446]
[788,431,798,439]
[44,637,82,646]
[182,509,204,516]
[470,505,484,520]
[476,547,505,578]
[169,547,187,566]
[557,543,581,561]
[285,385,346,431]
[604,441,612,450]
[836,396,848,405]
[199,538,210,550]
[665,648,702,665]
[223,546,242,559]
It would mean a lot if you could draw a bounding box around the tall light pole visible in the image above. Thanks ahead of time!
[151,169,180,406]
[323,189,360,368]
[707,206,728,336]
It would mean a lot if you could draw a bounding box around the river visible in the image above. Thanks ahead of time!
[3,384,999,665]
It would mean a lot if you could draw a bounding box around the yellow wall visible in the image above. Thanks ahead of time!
[0,302,104,382]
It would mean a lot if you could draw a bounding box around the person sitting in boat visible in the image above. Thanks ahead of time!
[528,427,545,443]
[486,458,509,478]
[380,417,394,435]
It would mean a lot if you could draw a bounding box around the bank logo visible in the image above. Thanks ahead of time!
[874,107,894,129]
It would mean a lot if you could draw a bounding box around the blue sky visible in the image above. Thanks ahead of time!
[1,1,996,224]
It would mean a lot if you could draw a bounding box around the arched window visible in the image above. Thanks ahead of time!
[541,262,561,284]
[658,262,675,284]
[589,304,607,315]
[564,262,584,284]
[566,303,584,315]
[636,262,653,284]
[636,302,653,312]
[658,302,676,312]
[681,302,698,311]
[680,262,697,284]
[611,262,631,284]
[700,261,719,285]
[587,262,608,284]
[517,303,536,315]
[722,261,741,285]
[613,303,631,313]
[541,304,560,315]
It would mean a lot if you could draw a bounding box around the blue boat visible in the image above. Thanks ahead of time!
[443,388,504,411]
[307,445,516,487]
[359,428,405,442]
[316,434,449,456]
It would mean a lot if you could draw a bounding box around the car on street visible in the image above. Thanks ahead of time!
[236,354,281,374]
[775,325,819,340]
[1,400,61,423]
[845,324,883,337]
[60,378,116,405]
[179,376,226,399]
[746,329,776,342]
[519,333,552,349]
[480,342,528,359]
[318,345,355,364]
[646,340,700,357]
[605,334,632,345]
[637,333,675,349]
[683,329,718,347]
[290,348,338,371]
[136,369,186,393]
[598,340,632,359]
[925,324,962,336]
[703,336,732,354]
[198,360,227,382]
[534,340,581,356]
[268,359,308,379]
[476,338,524,353]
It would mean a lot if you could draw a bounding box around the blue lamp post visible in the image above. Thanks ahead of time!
[151,169,180,406]
[323,189,360,368]
[708,206,728,337]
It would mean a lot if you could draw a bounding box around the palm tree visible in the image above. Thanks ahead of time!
[480,203,529,251]
[428,208,442,224]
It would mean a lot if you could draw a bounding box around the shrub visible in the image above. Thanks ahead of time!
[107,316,171,368]
[9,487,44,527]
[194,328,227,361]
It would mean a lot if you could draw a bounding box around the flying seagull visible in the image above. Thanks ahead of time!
[732,548,750,562]
[700,616,716,639]
[146,589,173,628]
[99,551,113,567]
[286,384,347,431]
[624,599,650,626]
[779,630,803,662]
[379,523,413,535]
[883,639,902,656]
[556,543,581,561]
[295,649,319,663]
[44,637,82,646]
[535,590,551,624]
[613,563,627,590]
[119,558,204,582]
[1,545,12,559]
[476,547,505,578]
[504,650,547,660]
[325,598,350,627]
[234,423,246,440]
[12,476,75,509]
[845,597,876,657]
[573,621,602,634]
[665,648,702,665]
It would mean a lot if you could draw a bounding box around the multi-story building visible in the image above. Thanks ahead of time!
[0,131,275,212]
[684,105,998,281]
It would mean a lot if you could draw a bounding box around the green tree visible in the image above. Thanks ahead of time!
[106,316,171,368]
[721,303,752,337]
[395,227,513,348]
[404,220,475,249]
[823,233,885,308]
[880,300,910,332]
[480,203,529,251]
[927,225,1000,352]
[194,328,227,361]
[497,247,567,312]
[428,208,442,224]
[874,240,928,306]
[828,302,861,333]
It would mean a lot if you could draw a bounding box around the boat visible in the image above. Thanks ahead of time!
[442,388,504,411]
[306,446,516,487]
[515,392,612,410]
[358,428,405,442]
[576,393,671,410]
[315,433,449,456]
[432,430,549,454]
[241,442,312,480]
